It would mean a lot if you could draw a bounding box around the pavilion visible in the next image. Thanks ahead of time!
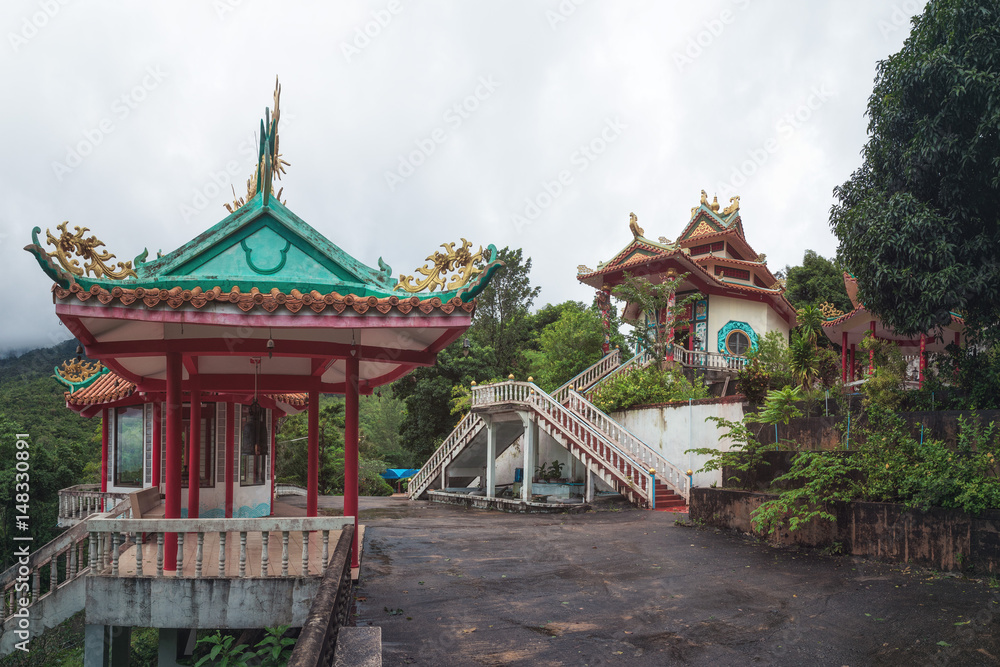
[821,273,964,387]
[24,81,503,574]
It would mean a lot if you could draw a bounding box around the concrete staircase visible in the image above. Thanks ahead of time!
[409,350,690,509]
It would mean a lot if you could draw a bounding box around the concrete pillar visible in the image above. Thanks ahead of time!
[485,418,496,497]
[585,467,595,503]
[519,413,536,501]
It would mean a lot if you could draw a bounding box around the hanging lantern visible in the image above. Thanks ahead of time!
[242,399,267,456]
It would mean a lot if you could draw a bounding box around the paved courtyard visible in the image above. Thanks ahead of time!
[288,495,1000,666]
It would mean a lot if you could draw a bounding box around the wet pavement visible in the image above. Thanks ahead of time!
[288,495,1000,666]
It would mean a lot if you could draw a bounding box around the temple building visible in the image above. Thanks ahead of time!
[577,192,797,364]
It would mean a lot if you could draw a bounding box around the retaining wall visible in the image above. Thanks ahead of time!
[689,488,1000,573]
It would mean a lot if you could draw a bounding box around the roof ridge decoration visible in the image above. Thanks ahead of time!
[54,358,110,392]
[226,77,289,214]
[33,222,138,280]
[395,239,498,294]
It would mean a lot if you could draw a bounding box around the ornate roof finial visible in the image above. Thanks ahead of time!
[722,195,740,216]
[395,239,495,293]
[628,212,644,238]
[225,77,290,214]
[710,195,720,212]
[700,190,709,207]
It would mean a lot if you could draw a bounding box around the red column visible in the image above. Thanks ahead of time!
[151,402,162,489]
[850,344,856,382]
[955,331,961,348]
[841,332,848,383]
[868,320,876,375]
[307,387,319,517]
[101,409,109,511]
[919,334,927,389]
[225,401,235,518]
[164,351,183,571]
[345,355,361,569]
[270,413,277,516]
[187,376,201,519]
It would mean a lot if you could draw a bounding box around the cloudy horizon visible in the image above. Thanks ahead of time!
[0,0,926,353]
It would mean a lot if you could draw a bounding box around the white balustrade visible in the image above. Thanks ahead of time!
[408,412,486,499]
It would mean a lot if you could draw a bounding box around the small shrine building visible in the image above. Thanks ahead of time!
[577,192,797,358]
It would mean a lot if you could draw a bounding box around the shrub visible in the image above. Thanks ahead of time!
[591,365,708,413]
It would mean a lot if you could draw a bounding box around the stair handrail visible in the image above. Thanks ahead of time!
[584,348,654,399]
[671,344,748,371]
[472,381,656,506]
[566,389,690,501]
[408,412,485,499]
[551,348,621,404]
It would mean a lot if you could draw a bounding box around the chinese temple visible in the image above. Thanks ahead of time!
[821,273,964,387]
[578,192,797,360]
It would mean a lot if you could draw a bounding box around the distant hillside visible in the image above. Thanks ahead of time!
[0,339,79,382]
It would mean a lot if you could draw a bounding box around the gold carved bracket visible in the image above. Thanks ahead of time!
[44,222,136,280]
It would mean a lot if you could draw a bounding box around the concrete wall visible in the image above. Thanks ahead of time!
[690,488,1000,574]
[612,397,746,487]
[707,295,788,354]
[86,576,316,628]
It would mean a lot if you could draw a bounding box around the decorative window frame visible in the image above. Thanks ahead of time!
[717,320,758,355]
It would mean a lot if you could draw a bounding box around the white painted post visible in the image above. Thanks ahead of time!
[485,419,496,498]
[219,533,227,577]
[585,467,595,503]
[520,413,535,501]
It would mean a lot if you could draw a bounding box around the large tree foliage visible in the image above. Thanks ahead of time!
[470,247,542,375]
[611,272,701,364]
[830,0,1000,340]
[782,250,853,314]
[525,302,605,392]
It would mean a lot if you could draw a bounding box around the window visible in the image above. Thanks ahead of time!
[114,407,144,487]
[726,330,751,356]
[181,403,215,488]
[240,404,268,486]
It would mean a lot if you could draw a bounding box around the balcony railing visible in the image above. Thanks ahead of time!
[58,485,130,525]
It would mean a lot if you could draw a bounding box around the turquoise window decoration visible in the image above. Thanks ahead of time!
[717,321,758,355]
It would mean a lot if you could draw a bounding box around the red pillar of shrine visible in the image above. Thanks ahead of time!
[100,409,109,511]
[151,401,162,489]
[270,415,277,516]
[841,332,848,383]
[919,334,927,389]
[850,344,856,382]
[307,387,319,517]
[955,331,961,348]
[225,400,234,518]
[164,351,183,571]
[868,320,876,375]
[188,376,201,519]
[344,354,361,569]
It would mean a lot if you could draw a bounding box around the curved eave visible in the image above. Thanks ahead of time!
[821,306,965,349]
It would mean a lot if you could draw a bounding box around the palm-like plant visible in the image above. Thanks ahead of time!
[789,332,820,388]
[796,305,824,345]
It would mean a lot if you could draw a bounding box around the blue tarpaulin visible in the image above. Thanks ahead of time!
[380,468,420,480]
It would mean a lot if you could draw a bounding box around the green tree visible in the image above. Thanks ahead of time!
[470,247,542,375]
[611,272,701,365]
[782,250,852,313]
[830,0,1000,341]
[525,302,605,392]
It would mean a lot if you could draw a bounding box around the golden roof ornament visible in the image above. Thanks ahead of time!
[722,195,740,216]
[43,222,137,280]
[819,301,844,319]
[577,264,594,275]
[710,195,720,212]
[628,212,644,238]
[395,239,490,293]
[225,77,290,214]
[56,358,103,384]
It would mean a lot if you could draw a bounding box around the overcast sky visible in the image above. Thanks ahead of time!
[0,0,926,353]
